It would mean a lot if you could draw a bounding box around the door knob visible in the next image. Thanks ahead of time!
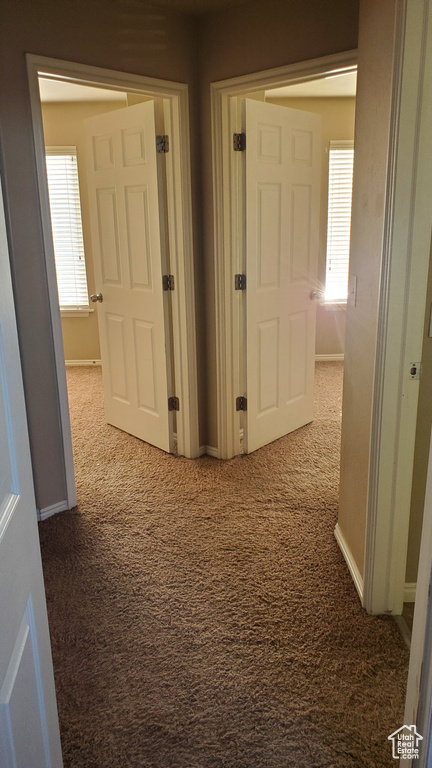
[90,293,103,303]
[310,290,320,300]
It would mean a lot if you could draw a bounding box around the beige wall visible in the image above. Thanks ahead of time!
[266,96,356,357]
[337,0,397,577]
[0,0,199,510]
[41,99,129,361]
[199,0,360,448]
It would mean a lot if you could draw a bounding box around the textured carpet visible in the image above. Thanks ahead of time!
[39,362,409,768]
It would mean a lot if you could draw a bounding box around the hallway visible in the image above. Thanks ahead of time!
[38,362,408,767]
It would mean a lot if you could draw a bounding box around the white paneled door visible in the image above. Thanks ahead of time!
[0,187,63,764]
[85,101,173,453]
[244,99,321,453]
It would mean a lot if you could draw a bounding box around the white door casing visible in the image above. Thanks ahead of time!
[85,101,173,454]
[243,99,321,454]
[0,185,63,765]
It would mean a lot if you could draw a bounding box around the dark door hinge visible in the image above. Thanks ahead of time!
[233,132,246,152]
[163,274,175,291]
[168,396,180,411]
[236,396,247,411]
[235,273,246,290]
[156,135,169,153]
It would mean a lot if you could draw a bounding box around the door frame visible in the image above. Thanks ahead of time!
[362,0,432,617]
[210,49,357,460]
[27,54,200,511]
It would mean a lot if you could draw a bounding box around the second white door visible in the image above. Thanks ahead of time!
[243,99,321,453]
[84,101,173,453]
[0,181,63,767]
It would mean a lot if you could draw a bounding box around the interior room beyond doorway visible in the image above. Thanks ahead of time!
[37,74,191,462]
[263,69,357,362]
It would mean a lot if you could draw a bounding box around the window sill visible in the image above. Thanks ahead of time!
[60,308,94,317]
[321,301,347,312]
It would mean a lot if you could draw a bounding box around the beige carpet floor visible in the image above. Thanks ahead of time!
[39,362,409,768]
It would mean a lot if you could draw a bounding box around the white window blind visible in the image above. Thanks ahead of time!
[325,140,354,302]
[45,147,89,310]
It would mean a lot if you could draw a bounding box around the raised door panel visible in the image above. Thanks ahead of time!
[290,185,312,283]
[0,603,48,768]
[257,122,282,164]
[92,133,115,171]
[121,126,147,167]
[257,184,281,290]
[105,314,129,404]
[125,185,152,290]
[257,319,279,415]
[291,128,313,166]
[134,319,157,413]
[287,311,308,402]
[96,188,122,286]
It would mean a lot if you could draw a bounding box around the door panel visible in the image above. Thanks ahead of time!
[244,99,321,453]
[0,184,63,767]
[134,319,157,412]
[85,101,173,453]
[97,189,121,284]
[258,319,279,413]
[126,186,152,288]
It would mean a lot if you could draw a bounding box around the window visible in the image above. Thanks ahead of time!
[325,140,354,303]
[45,147,89,311]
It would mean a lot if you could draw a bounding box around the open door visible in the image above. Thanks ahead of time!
[0,185,63,764]
[84,100,173,454]
[243,99,321,454]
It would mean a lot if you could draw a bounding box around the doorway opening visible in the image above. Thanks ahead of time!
[39,79,180,452]
[211,51,357,462]
[235,71,356,456]
[27,55,200,517]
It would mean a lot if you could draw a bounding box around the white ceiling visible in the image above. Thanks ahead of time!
[266,71,357,100]
[38,78,127,103]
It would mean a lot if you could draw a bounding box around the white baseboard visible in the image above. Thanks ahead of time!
[393,615,411,649]
[404,582,417,602]
[315,354,345,362]
[334,523,364,604]
[38,500,69,521]
[204,446,219,458]
[65,359,102,366]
